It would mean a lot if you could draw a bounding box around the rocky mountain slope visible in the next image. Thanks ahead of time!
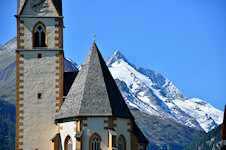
[130,106,205,150]
[107,50,223,132]
[0,37,17,105]
[184,124,226,150]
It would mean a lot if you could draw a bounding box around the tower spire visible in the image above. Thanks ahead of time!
[93,34,96,42]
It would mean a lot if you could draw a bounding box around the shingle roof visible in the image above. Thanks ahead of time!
[17,0,62,16]
[17,0,26,14]
[56,42,134,120]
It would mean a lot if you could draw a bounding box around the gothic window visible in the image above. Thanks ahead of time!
[90,133,101,150]
[33,23,47,48]
[118,135,126,150]
[65,135,72,150]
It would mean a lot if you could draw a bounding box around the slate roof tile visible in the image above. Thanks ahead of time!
[56,42,134,120]
[18,0,62,16]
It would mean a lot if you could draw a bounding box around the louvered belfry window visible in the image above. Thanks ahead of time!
[34,23,46,47]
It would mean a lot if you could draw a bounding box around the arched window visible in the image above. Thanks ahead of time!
[118,135,126,150]
[89,133,101,150]
[64,135,72,150]
[33,22,47,48]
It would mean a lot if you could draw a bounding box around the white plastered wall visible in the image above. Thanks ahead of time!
[82,117,109,150]
[114,118,131,150]
[19,51,60,150]
[59,121,77,150]
[81,117,131,150]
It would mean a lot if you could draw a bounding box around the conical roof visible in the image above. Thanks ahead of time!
[56,42,134,120]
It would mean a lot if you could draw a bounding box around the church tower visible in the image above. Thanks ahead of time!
[15,0,64,149]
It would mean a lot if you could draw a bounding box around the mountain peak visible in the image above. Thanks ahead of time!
[113,49,125,57]
[106,50,136,69]
[63,58,79,72]
[111,50,128,62]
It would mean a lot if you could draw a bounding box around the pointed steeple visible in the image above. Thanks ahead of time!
[56,42,134,120]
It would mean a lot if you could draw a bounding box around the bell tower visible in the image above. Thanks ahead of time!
[15,0,64,149]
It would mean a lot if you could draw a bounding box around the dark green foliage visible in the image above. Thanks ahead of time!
[184,124,225,150]
[0,100,15,150]
[130,107,205,150]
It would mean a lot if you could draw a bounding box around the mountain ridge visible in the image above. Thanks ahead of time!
[0,37,223,132]
[0,37,223,149]
[184,124,226,150]
[106,50,223,132]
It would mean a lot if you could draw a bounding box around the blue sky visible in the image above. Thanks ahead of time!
[0,0,225,111]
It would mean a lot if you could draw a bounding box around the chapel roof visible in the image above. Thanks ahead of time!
[56,42,134,120]
[17,0,63,16]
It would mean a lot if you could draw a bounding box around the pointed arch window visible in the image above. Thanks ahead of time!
[64,135,73,150]
[33,22,47,48]
[89,133,101,150]
[118,135,126,150]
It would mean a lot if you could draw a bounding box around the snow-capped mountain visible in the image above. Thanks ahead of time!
[0,37,17,104]
[107,50,223,132]
[64,58,79,72]
[0,37,223,132]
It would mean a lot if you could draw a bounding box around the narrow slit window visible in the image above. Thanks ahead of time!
[37,53,42,58]
[38,93,42,99]
[34,23,47,48]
